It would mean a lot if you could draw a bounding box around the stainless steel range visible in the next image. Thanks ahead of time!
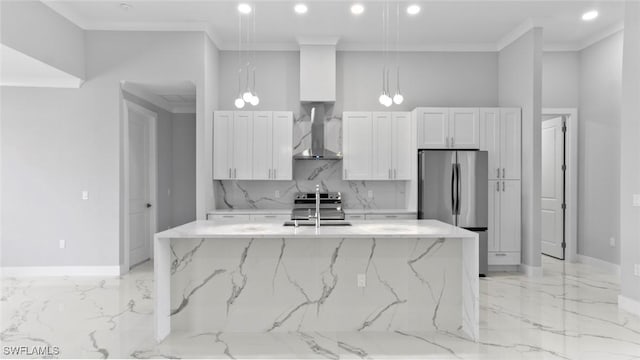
[291,191,345,221]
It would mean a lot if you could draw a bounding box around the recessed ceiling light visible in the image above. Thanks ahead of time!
[238,3,252,15]
[119,2,131,11]
[582,10,598,21]
[294,3,308,14]
[351,3,365,15]
[407,4,421,15]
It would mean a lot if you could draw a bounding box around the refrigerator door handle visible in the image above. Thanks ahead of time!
[456,163,462,215]
[451,164,456,215]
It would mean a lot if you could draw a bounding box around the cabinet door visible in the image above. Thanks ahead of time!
[392,112,412,180]
[449,108,479,149]
[481,108,501,180]
[500,108,521,180]
[272,112,293,180]
[343,112,372,180]
[416,108,449,149]
[372,112,393,180]
[252,111,273,180]
[487,180,500,252]
[233,112,253,180]
[499,180,521,252]
[213,111,233,179]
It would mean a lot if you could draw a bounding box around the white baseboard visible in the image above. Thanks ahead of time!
[488,265,520,272]
[618,295,640,317]
[577,254,620,276]
[519,263,543,277]
[1,266,122,277]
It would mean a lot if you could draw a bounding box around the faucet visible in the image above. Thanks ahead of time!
[308,184,321,228]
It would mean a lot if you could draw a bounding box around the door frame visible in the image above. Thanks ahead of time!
[541,108,578,263]
[122,99,158,272]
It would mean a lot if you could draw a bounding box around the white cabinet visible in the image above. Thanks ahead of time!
[416,108,479,149]
[488,180,521,265]
[213,111,252,180]
[344,111,412,180]
[208,214,252,223]
[343,112,373,180]
[481,108,521,180]
[251,111,293,180]
[214,111,292,181]
[365,213,416,220]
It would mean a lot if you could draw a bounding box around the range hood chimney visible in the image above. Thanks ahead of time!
[295,37,341,160]
[293,102,342,160]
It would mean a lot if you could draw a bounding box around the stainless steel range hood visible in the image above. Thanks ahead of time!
[293,102,342,160]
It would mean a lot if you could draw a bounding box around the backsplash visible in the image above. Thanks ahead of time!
[214,108,408,210]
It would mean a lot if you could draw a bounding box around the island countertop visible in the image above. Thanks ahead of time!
[154,219,477,239]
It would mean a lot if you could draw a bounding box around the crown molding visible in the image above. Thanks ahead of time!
[122,83,195,114]
[579,21,624,51]
[496,19,536,51]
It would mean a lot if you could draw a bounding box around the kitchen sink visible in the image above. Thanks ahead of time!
[283,221,352,227]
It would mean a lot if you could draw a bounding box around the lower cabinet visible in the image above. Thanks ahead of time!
[488,180,521,265]
[346,213,417,220]
[208,214,252,223]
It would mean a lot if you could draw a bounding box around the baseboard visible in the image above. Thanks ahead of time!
[618,295,640,317]
[577,254,620,276]
[519,263,543,277]
[1,266,122,277]
[488,265,520,272]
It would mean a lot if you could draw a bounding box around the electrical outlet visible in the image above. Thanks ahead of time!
[59,240,66,249]
[81,191,89,200]
[633,194,640,207]
[357,273,366,288]
[609,237,616,247]
[634,264,640,277]
[275,190,280,198]
[367,190,373,199]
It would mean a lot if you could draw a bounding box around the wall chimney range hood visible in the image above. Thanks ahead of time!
[293,102,342,160]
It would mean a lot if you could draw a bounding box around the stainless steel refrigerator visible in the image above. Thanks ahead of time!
[418,150,488,276]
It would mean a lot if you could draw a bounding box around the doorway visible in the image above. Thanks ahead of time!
[123,100,158,270]
[540,109,578,263]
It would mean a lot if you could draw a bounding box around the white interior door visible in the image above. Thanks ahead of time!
[128,108,152,267]
[541,117,565,259]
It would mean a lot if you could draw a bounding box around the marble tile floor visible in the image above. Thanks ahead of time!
[2,256,640,359]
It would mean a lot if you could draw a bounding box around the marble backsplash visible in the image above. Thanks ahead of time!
[214,106,409,211]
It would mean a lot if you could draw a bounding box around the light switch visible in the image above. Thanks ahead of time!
[357,274,366,288]
[59,240,66,249]
[367,190,374,199]
[633,194,640,207]
[82,191,89,200]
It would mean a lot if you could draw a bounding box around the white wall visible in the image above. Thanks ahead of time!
[542,52,580,108]
[1,31,213,268]
[0,0,84,79]
[579,32,623,265]
[171,113,196,226]
[499,28,544,268]
[217,50,499,111]
[620,1,640,305]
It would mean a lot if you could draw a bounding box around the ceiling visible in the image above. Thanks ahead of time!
[43,0,626,51]
[0,44,83,87]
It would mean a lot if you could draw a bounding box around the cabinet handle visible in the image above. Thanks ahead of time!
[502,168,505,178]
[269,169,272,179]
[394,169,397,179]
[386,215,398,218]
[496,182,500,192]
[234,168,237,178]
[497,168,500,178]
[222,215,234,218]
[451,137,455,147]
[229,168,232,178]
[446,137,449,148]
[264,215,276,218]
[274,169,277,179]
[502,181,505,192]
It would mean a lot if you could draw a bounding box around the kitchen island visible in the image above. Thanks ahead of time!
[154,220,478,342]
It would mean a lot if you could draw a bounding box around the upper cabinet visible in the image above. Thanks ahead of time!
[213,111,293,181]
[344,111,412,180]
[415,108,479,149]
[480,108,521,180]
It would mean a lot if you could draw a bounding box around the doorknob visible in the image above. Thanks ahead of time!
[146,203,152,208]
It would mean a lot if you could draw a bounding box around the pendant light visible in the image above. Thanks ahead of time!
[234,10,245,109]
[249,8,260,106]
[242,62,253,103]
[234,69,245,109]
[378,66,391,106]
[250,67,260,106]
[378,2,391,106]
[392,2,404,105]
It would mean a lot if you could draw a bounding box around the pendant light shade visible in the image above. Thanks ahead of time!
[235,97,246,109]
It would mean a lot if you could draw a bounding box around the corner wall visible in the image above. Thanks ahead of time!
[498,28,544,269]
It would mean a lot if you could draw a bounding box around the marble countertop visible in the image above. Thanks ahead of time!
[155,219,476,240]
[207,209,417,215]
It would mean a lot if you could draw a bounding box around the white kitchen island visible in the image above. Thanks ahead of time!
[154,220,478,342]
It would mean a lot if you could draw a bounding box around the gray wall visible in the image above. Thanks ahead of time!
[171,113,196,226]
[499,28,543,268]
[578,32,623,265]
[542,52,580,108]
[1,31,213,267]
[0,0,85,79]
[218,50,499,112]
[620,2,640,303]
